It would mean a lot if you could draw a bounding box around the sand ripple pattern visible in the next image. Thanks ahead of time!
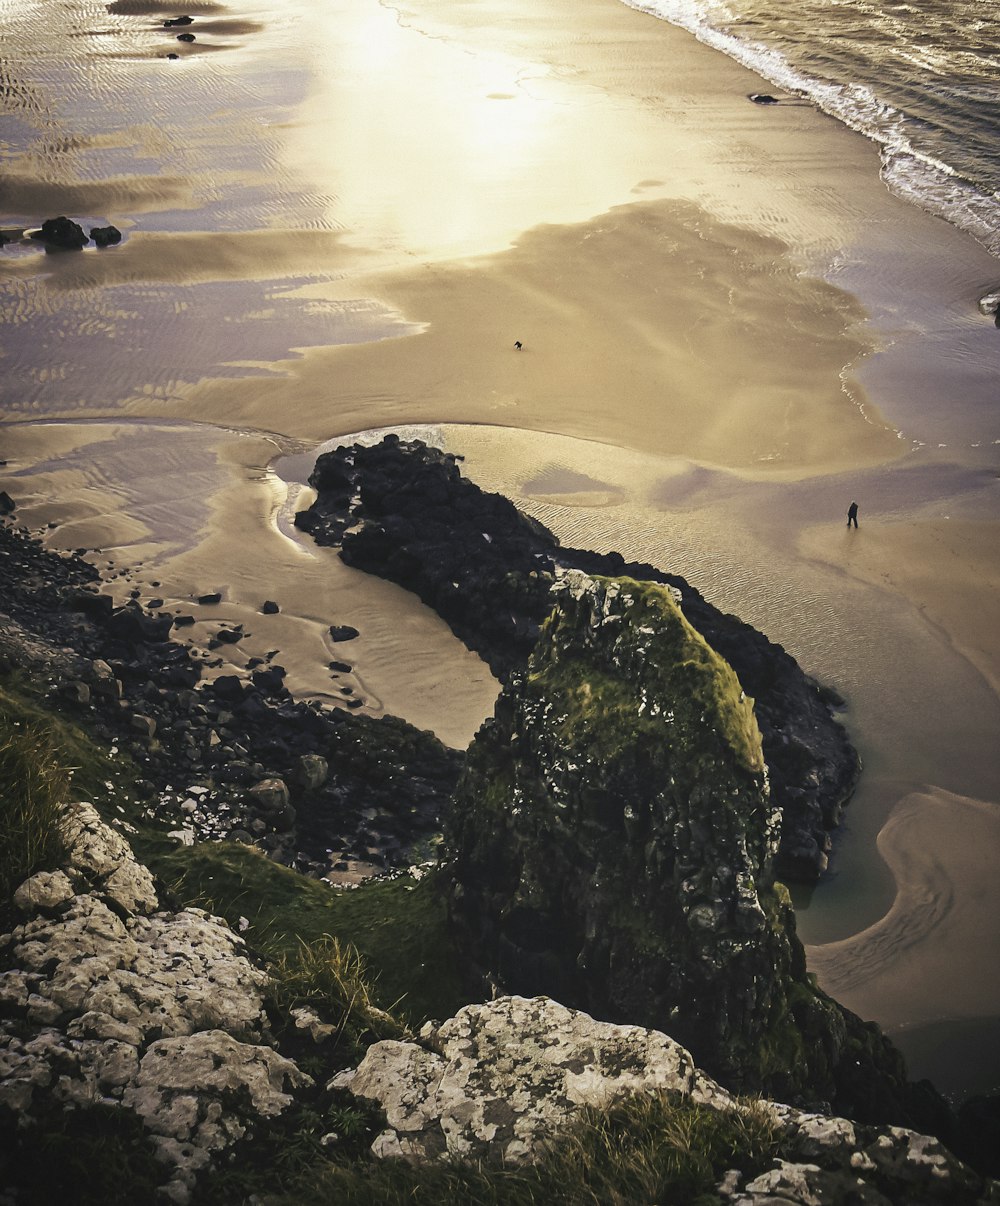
[0,0,338,234]
[806,789,1000,1031]
[807,800,954,998]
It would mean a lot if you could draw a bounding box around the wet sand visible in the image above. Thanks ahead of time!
[184,200,898,470]
[806,789,1000,1100]
[802,516,1000,699]
[0,420,499,749]
[2,0,1000,1095]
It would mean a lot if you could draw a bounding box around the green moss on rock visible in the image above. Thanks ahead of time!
[534,575,764,777]
[445,571,952,1134]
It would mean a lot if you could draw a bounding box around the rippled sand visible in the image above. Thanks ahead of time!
[807,789,1000,1100]
[2,0,1000,1095]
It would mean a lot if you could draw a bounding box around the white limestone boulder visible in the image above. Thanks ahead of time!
[333,994,728,1166]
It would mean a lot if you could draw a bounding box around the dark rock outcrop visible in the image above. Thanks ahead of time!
[445,572,951,1140]
[296,434,554,676]
[29,216,88,250]
[295,436,858,881]
[328,624,359,642]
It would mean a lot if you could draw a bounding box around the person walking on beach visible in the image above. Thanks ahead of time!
[847,500,859,528]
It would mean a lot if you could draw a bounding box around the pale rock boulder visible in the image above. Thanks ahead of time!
[333,994,727,1165]
[0,1029,139,1112]
[123,1030,311,1197]
[334,995,996,1205]
[12,869,74,913]
[0,800,308,1204]
[2,897,269,1041]
[61,800,158,915]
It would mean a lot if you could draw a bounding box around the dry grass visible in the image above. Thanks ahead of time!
[0,713,70,920]
[264,933,407,1060]
[263,1090,782,1205]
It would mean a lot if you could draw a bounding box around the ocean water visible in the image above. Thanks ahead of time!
[621,0,1000,263]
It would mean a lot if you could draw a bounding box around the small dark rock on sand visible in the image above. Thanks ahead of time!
[90,225,122,248]
[328,624,359,642]
[163,14,193,25]
[0,492,15,515]
[750,93,779,104]
[260,600,280,614]
[176,31,195,41]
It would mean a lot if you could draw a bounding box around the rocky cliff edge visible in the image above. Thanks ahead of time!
[1,795,994,1202]
[446,570,950,1136]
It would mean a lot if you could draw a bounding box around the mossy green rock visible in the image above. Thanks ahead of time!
[446,572,949,1134]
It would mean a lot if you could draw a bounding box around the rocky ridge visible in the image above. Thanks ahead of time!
[296,435,858,881]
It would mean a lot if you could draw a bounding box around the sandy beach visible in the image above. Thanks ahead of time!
[2,0,999,1096]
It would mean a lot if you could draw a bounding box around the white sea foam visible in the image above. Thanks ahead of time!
[618,0,1000,258]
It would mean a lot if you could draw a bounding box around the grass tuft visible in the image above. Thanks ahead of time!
[264,932,407,1063]
[0,712,71,920]
[150,840,471,1029]
[261,1090,781,1205]
[530,1091,781,1205]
